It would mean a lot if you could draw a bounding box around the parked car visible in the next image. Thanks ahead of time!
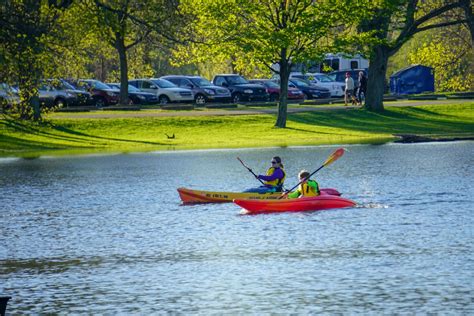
[73,79,120,107]
[128,78,194,105]
[0,83,20,110]
[37,81,77,108]
[107,83,158,105]
[248,79,305,101]
[273,78,331,99]
[48,79,94,106]
[290,72,345,97]
[161,75,231,105]
[212,74,269,103]
[328,69,368,89]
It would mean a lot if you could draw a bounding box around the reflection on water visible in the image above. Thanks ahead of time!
[1,142,473,313]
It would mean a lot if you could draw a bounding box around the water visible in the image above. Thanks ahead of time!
[1,142,473,314]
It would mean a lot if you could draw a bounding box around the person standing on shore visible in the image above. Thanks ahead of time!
[344,72,355,106]
[357,71,367,106]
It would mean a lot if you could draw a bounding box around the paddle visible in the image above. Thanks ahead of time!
[280,147,345,199]
[237,157,266,186]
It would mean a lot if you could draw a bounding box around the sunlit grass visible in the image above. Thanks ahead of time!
[1,103,473,158]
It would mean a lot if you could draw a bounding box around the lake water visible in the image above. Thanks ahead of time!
[1,142,473,314]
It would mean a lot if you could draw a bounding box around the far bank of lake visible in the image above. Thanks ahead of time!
[1,102,473,158]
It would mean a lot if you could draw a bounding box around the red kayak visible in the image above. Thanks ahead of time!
[234,195,356,214]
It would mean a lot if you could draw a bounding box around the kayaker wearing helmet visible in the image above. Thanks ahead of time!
[244,156,286,193]
[285,170,320,199]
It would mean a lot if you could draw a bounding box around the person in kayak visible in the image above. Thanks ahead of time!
[244,156,286,193]
[285,170,320,198]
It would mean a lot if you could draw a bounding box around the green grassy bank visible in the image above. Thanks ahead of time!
[1,103,473,158]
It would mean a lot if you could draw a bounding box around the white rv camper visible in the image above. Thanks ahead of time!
[271,53,369,74]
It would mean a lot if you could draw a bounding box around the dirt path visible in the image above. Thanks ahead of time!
[53,99,473,119]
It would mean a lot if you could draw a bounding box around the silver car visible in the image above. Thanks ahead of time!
[38,82,77,108]
[0,83,20,110]
[129,78,194,105]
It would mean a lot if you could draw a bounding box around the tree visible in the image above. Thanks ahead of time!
[359,0,467,112]
[177,0,367,128]
[83,0,187,105]
[0,0,71,120]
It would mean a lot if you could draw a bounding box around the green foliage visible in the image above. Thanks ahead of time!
[407,30,474,92]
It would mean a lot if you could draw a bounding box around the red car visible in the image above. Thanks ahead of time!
[249,79,304,101]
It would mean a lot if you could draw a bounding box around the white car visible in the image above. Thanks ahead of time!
[289,72,345,97]
[128,78,194,104]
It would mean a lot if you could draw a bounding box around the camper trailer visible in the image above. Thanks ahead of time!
[271,53,369,74]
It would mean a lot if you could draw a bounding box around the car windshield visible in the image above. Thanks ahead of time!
[127,85,140,92]
[151,79,177,88]
[87,80,112,90]
[226,76,248,85]
[263,81,279,88]
[190,77,213,87]
[60,80,77,90]
[315,74,334,82]
[291,79,310,87]
[0,83,13,93]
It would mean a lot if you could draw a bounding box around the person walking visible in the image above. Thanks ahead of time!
[344,72,355,106]
[357,71,367,106]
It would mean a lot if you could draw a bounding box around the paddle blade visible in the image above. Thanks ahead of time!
[322,148,345,166]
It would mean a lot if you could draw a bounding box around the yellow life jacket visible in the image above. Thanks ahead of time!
[264,167,286,187]
[299,180,320,197]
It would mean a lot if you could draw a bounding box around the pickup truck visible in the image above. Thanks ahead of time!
[212,74,269,103]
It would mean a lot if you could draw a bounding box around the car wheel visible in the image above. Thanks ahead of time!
[127,98,135,105]
[269,93,279,102]
[54,98,66,108]
[303,93,310,100]
[95,97,106,108]
[158,95,170,105]
[232,93,241,103]
[195,94,206,106]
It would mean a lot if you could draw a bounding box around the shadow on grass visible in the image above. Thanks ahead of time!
[0,134,69,151]
[288,107,474,135]
[1,116,168,147]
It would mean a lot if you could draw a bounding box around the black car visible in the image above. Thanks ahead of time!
[107,83,158,105]
[162,75,231,105]
[212,74,269,103]
[277,78,331,99]
[328,69,368,88]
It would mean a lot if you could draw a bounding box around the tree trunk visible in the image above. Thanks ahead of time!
[365,45,390,112]
[460,0,474,48]
[116,36,129,105]
[275,50,289,128]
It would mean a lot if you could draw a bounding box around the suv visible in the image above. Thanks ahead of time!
[328,69,368,89]
[75,79,120,107]
[38,81,77,108]
[48,79,93,107]
[212,74,269,103]
[161,75,231,105]
[128,78,194,105]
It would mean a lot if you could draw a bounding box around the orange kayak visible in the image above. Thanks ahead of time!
[177,187,341,204]
[234,195,356,214]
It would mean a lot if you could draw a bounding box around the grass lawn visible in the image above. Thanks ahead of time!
[1,103,473,158]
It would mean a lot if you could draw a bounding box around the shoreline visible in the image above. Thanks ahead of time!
[1,101,473,158]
